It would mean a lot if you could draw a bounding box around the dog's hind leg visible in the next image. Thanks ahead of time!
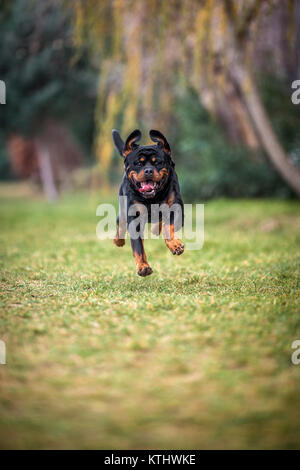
[130,237,152,277]
[114,214,126,247]
[114,195,127,247]
[128,205,152,276]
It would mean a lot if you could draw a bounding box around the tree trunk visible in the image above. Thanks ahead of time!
[36,140,58,202]
[295,0,300,79]
[231,61,300,196]
[223,0,300,196]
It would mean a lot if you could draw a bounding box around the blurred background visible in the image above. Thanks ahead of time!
[1,1,300,450]
[1,0,300,201]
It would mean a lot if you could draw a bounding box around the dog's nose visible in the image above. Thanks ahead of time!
[144,167,153,177]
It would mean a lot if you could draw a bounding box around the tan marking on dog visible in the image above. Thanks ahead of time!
[166,191,175,207]
[114,216,127,247]
[123,137,137,157]
[162,223,184,256]
[155,137,171,154]
[128,170,146,184]
[151,220,162,236]
[133,199,148,216]
[132,240,152,277]
[114,234,125,247]
[153,168,168,182]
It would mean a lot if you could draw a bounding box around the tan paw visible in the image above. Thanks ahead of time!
[137,263,153,277]
[165,239,184,255]
[114,237,125,247]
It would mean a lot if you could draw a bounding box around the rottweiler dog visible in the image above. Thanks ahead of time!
[112,129,184,277]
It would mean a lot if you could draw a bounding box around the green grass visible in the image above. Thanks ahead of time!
[0,183,300,449]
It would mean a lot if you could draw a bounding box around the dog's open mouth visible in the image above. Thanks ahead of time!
[132,174,168,198]
[137,180,157,195]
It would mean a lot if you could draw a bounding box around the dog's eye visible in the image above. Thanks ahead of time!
[135,161,143,167]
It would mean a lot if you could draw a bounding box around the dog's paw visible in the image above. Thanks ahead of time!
[114,237,125,247]
[137,263,153,277]
[166,239,184,255]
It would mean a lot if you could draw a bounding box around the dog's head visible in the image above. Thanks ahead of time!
[112,129,174,199]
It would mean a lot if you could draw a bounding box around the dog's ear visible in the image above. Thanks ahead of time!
[123,129,141,156]
[112,130,125,156]
[150,129,174,167]
[149,129,171,155]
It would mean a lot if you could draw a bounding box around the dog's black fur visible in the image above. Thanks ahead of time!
[112,129,184,276]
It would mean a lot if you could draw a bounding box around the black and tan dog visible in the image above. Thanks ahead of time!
[112,129,184,277]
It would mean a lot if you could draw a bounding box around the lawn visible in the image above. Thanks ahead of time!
[0,183,300,449]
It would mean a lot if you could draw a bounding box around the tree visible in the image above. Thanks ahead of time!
[223,0,300,195]
[0,0,97,197]
[71,0,300,195]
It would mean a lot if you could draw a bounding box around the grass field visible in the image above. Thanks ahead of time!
[0,183,300,449]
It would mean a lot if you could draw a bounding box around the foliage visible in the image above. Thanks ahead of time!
[259,73,300,168]
[0,186,300,448]
[71,1,289,173]
[0,0,98,178]
[172,87,294,200]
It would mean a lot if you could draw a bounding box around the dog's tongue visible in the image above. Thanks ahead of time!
[139,181,154,193]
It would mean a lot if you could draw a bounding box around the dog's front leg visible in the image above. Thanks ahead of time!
[128,205,152,277]
[162,221,184,255]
